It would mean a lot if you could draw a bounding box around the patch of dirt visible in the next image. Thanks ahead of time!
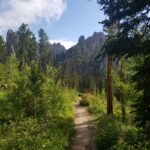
[71,104,97,150]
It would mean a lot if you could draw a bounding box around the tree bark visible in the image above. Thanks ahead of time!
[107,54,113,114]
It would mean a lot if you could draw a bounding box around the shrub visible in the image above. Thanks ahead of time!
[96,115,150,150]
[111,124,150,150]
[0,117,75,150]
[96,115,121,150]
[0,88,77,149]
[79,93,95,106]
[0,58,78,149]
[79,98,89,106]
[89,99,106,116]
[78,93,83,97]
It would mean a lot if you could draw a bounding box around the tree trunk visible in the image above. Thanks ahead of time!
[107,54,113,114]
[120,61,126,121]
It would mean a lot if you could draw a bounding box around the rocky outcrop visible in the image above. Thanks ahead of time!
[6,29,18,55]
[86,32,105,52]
[66,32,105,62]
[50,42,66,63]
[51,43,66,56]
[5,29,105,66]
[58,32,106,92]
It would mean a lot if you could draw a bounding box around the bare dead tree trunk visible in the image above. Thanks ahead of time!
[107,54,113,114]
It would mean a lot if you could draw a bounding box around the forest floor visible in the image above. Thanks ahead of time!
[71,103,97,150]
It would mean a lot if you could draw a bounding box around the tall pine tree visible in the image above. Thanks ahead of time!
[0,36,6,62]
[17,23,37,69]
[98,0,150,138]
[38,28,51,71]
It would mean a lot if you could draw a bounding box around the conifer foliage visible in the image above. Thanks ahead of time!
[97,0,150,138]
[0,24,77,149]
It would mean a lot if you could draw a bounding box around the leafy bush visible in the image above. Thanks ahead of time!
[88,91,131,118]
[0,117,75,150]
[96,115,121,150]
[96,115,150,150]
[110,140,149,150]
[0,56,77,149]
[78,93,83,97]
[79,93,94,106]
[110,124,150,150]
[0,87,77,149]
[88,98,106,116]
[79,98,89,106]
[83,92,107,116]
[79,93,100,107]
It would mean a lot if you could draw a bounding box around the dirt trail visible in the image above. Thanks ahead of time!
[71,104,96,150]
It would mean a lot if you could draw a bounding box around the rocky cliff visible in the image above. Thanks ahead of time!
[58,32,106,92]
[6,29,18,55]
[65,32,105,62]
[50,42,66,62]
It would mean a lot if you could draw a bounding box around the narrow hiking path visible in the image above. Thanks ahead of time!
[71,103,97,150]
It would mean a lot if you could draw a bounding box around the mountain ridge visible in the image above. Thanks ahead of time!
[6,29,105,65]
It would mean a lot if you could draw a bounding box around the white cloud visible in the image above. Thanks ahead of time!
[0,0,67,35]
[50,39,77,49]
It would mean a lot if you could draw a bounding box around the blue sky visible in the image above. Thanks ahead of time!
[0,0,105,48]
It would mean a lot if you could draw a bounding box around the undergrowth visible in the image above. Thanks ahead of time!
[81,92,150,150]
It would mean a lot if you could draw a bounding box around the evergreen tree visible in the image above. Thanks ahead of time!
[0,55,20,120]
[28,34,37,63]
[0,36,5,53]
[38,28,51,71]
[17,23,30,63]
[17,23,37,69]
[98,0,150,137]
[113,58,135,121]
[133,55,150,137]
[0,36,6,62]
